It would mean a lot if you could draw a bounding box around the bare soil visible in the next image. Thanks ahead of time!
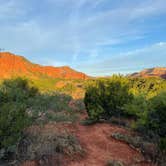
[21,114,154,166]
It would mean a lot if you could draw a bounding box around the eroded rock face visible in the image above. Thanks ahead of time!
[130,67,166,79]
[0,52,88,80]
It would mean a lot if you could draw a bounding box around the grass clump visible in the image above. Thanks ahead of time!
[17,128,83,163]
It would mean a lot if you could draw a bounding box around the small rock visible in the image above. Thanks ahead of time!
[107,160,124,166]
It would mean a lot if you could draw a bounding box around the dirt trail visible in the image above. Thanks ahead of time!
[21,116,153,166]
[68,122,151,166]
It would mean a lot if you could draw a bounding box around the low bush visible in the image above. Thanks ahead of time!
[84,75,166,160]
[0,77,38,104]
[0,78,83,160]
[17,128,83,163]
[26,93,81,124]
[124,91,166,155]
[111,132,158,162]
[159,137,166,153]
[27,93,72,114]
[0,78,37,157]
[123,95,149,119]
[147,92,166,137]
[84,76,133,120]
[0,103,31,150]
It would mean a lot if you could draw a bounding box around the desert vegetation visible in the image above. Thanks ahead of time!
[84,75,166,165]
[0,78,84,164]
[0,75,166,166]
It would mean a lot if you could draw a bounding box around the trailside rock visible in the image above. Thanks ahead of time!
[111,133,158,162]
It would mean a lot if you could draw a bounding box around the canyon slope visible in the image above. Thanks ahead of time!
[0,52,88,80]
[130,67,166,79]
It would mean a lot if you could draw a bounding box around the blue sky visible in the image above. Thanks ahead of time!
[0,0,166,76]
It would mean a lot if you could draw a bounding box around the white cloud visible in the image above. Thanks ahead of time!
[78,42,166,76]
[0,0,165,75]
[130,0,166,19]
[1,0,165,54]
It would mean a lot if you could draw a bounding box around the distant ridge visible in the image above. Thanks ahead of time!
[0,52,88,79]
[129,67,166,79]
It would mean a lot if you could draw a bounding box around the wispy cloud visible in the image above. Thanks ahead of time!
[78,42,166,76]
[0,0,165,75]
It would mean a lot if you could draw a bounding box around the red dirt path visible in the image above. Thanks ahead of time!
[22,116,153,166]
[67,122,152,166]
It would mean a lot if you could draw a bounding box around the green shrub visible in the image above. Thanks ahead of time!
[0,77,38,104]
[104,77,133,116]
[159,137,166,152]
[0,78,38,152]
[84,76,133,120]
[0,103,31,149]
[123,95,149,120]
[26,93,73,119]
[84,84,104,120]
[124,91,166,152]
[147,92,166,137]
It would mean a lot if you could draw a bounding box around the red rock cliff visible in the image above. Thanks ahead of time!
[0,52,88,79]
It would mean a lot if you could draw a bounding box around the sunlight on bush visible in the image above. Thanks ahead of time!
[84,75,133,120]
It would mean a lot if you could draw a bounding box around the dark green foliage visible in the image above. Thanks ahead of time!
[84,75,166,154]
[84,84,104,120]
[147,92,166,137]
[0,78,38,151]
[0,103,31,149]
[0,77,38,104]
[125,92,166,137]
[124,91,166,152]
[84,76,133,120]
[123,95,149,119]
[159,138,166,153]
[123,95,150,131]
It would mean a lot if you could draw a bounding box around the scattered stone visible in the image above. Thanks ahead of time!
[107,160,124,166]
[111,133,158,162]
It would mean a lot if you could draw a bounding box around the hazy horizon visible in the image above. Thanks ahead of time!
[0,0,166,76]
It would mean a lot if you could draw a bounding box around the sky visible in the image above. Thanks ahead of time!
[0,0,166,76]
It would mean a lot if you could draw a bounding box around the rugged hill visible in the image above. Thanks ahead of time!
[130,67,166,79]
[0,52,88,80]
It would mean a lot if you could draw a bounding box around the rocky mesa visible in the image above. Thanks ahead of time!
[0,52,88,80]
[130,67,166,79]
